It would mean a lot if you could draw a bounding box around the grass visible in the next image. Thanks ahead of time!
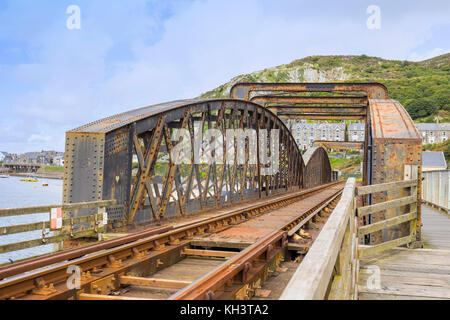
[329,156,362,174]
[38,165,64,173]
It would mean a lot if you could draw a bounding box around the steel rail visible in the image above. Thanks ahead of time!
[170,185,343,300]
[0,181,342,300]
[170,229,286,300]
[0,225,172,280]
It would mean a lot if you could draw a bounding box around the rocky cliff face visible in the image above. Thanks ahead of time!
[201,58,353,98]
[199,54,449,122]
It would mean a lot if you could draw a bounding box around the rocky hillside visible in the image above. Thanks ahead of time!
[201,54,450,122]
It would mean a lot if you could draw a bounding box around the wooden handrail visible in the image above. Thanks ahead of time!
[280,178,357,300]
[0,200,116,255]
[0,200,116,218]
[356,179,417,196]
[356,195,417,217]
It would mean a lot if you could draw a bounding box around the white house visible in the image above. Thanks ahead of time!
[0,152,7,162]
[52,155,64,166]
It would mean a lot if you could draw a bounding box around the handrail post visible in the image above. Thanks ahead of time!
[352,186,359,300]
[404,164,421,248]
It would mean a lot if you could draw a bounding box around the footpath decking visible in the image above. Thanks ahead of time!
[422,206,450,250]
[358,205,450,300]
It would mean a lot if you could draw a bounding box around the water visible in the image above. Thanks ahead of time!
[0,176,63,264]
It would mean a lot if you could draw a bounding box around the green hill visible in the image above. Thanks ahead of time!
[201,54,450,122]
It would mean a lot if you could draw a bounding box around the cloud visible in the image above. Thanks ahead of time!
[27,134,52,143]
[0,0,449,153]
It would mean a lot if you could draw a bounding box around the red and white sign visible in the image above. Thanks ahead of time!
[98,207,108,227]
[50,207,63,230]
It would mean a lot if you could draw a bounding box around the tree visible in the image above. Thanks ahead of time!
[406,98,438,119]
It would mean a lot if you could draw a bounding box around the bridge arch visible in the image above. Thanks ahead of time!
[302,147,332,189]
[64,99,319,226]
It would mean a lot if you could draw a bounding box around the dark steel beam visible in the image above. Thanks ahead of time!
[231,82,388,100]
[250,95,368,106]
[313,140,364,150]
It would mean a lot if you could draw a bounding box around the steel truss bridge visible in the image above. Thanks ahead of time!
[1,82,438,301]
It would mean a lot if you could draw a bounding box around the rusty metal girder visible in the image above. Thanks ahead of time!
[313,141,364,151]
[276,114,366,120]
[267,106,366,114]
[368,99,422,245]
[64,99,310,227]
[302,147,332,189]
[250,95,368,106]
[231,83,388,100]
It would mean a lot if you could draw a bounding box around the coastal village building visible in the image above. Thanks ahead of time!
[422,151,447,172]
[3,151,64,166]
[52,155,65,166]
[348,122,365,142]
[0,151,7,162]
[415,123,450,145]
[290,121,346,150]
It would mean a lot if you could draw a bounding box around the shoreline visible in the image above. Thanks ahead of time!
[4,172,63,180]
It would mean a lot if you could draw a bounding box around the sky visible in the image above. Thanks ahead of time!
[0,0,449,153]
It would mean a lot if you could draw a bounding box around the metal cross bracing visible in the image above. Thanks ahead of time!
[64,99,319,229]
[230,83,372,186]
[231,82,422,246]
[250,95,369,120]
[230,82,388,100]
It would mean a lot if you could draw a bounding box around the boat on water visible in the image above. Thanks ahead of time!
[0,175,8,179]
[20,178,39,182]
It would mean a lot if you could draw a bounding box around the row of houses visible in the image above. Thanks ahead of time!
[286,120,450,150]
[415,123,450,145]
[2,151,64,166]
[286,120,449,172]
[286,120,365,150]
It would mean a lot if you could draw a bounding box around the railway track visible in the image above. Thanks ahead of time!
[0,181,343,300]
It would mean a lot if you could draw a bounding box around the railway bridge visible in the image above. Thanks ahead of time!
[0,82,449,300]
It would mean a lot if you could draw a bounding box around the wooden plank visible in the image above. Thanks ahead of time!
[181,248,237,258]
[78,293,152,300]
[0,213,106,236]
[357,195,417,217]
[358,285,450,299]
[190,239,253,250]
[359,271,450,287]
[422,206,450,250]
[0,230,97,254]
[328,220,353,300]
[0,200,116,218]
[287,242,311,252]
[119,276,191,289]
[356,179,417,196]
[357,211,417,237]
[287,191,341,237]
[358,235,414,259]
[358,292,447,300]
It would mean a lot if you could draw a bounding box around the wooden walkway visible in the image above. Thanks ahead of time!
[358,205,450,300]
[422,205,450,250]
